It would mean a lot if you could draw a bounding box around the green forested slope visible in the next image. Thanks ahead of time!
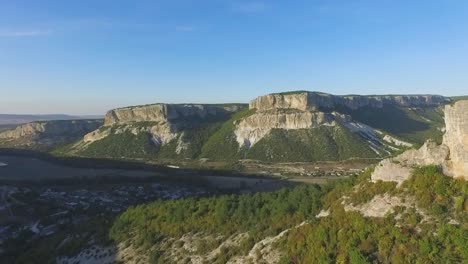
[58,104,446,162]
[109,167,468,263]
[110,185,323,242]
[110,185,323,263]
[69,114,379,162]
[199,108,255,160]
[282,166,468,263]
[5,167,466,263]
[349,105,445,145]
[246,125,378,162]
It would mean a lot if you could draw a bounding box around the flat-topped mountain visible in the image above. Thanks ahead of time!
[49,91,451,163]
[104,103,245,126]
[250,91,449,111]
[235,91,448,152]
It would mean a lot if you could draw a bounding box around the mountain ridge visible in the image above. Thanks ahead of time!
[49,91,450,164]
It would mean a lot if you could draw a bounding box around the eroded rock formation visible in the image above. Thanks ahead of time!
[234,110,336,147]
[74,103,245,150]
[371,100,468,184]
[249,91,448,112]
[234,91,426,150]
[0,120,102,149]
[442,100,468,178]
[104,104,243,126]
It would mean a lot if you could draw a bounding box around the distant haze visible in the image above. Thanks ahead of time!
[0,114,103,125]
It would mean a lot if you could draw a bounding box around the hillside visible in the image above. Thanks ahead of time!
[54,91,449,164]
[0,119,103,151]
[58,104,248,161]
[347,104,445,145]
[283,166,467,263]
[245,125,378,162]
[10,165,465,264]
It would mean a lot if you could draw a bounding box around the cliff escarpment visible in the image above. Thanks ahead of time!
[59,91,450,163]
[0,120,102,150]
[250,91,448,112]
[65,104,247,158]
[372,100,468,183]
[233,91,448,156]
[104,104,243,126]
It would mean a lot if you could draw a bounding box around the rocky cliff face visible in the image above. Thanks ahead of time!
[0,120,102,150]
[0,122,48,139]
[104,104,244,126]
[372,100,468,184]
[234,110,336,147]
[235,92,417,153]
[233,108,402,156]
[442,100,468,178]
[63,92,445,162]
[69,104,245,153]
[249,92,448,112]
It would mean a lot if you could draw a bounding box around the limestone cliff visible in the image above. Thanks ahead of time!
[63,92,444,162]
[235,92,416,154]
[0,120,102,150]
[234,110,336,147]
[69,104,245,154]
[104,104,243,126]
[442,100,468,178]
[371,100,468,184]
[249,91,448,112]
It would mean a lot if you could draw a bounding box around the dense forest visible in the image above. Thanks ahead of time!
[110,185,324,263]
[2,166,466,263]
[282,166,468,263]
[109,166,467,263]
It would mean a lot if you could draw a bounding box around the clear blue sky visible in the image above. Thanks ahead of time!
[1,1,468,115]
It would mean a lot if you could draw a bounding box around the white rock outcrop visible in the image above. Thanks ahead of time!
[233,106,410,152]
[0,120,102,149]
[236,91,441,150]
[371,100,468,184]
[249,91,448,112]
[104,103,242,126]
[80,104,245,144]
[344,194,408,218]
[74,103,245,151]
[234,110,336,147]
[442,100,468,178]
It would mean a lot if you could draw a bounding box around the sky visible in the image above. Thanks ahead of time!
[1,0,468,115]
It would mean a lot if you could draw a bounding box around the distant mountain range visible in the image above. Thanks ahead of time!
[0,114,103,125]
